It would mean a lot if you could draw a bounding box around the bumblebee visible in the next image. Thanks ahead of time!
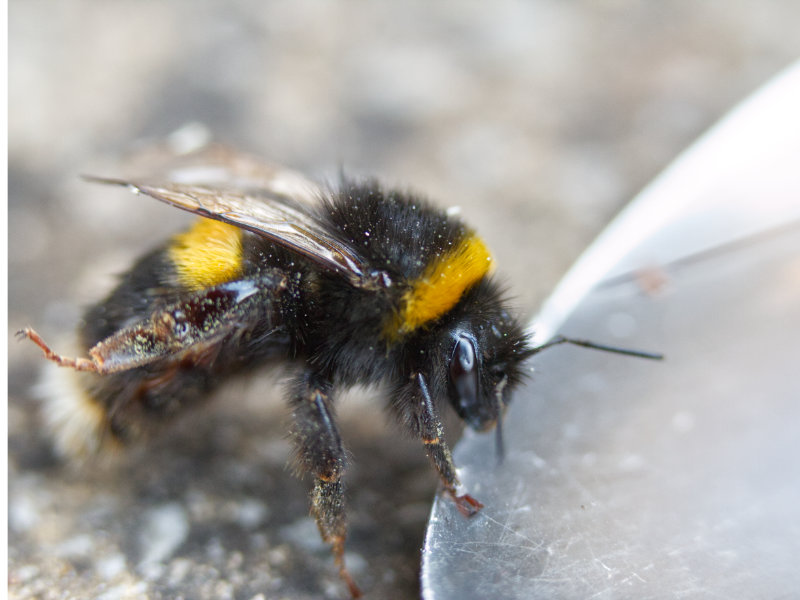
[21,149,660,597]
[20,149,533,597]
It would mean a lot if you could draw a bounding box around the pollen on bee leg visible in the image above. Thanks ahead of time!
[422,436,441,445]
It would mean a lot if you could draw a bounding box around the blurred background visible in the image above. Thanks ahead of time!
[9,2,800,599]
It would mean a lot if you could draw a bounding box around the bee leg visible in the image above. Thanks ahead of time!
[17,327,100,372]
[289,372,362,599]
[412,373,484,517]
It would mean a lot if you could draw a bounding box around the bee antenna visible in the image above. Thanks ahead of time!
[532,335,663,360]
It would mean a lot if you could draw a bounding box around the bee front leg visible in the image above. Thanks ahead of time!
[288,372,362,598]
[404,373,484,518]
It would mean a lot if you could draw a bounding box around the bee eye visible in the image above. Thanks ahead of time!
[451,336,476,379]
[450,334,490,429]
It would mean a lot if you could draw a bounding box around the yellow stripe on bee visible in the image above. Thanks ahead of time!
[385,234,493,340]
[169,219,244,290]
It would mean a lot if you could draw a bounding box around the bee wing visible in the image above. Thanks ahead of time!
[148,144,328,202]
[85,164,390,290]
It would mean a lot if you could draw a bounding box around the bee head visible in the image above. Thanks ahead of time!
[442,280,532,433]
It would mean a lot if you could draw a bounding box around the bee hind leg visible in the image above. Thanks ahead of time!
[288,371,362,598]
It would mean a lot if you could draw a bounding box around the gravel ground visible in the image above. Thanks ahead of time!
[9,2,800,599]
